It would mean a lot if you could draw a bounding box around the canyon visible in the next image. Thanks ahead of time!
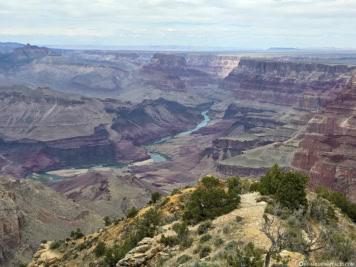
[1,43,356,265]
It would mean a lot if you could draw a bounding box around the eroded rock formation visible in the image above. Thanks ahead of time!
[292,73,356,201]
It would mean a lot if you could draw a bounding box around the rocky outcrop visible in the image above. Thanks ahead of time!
[186,54,241,78]
[221,58,356,110]
[292,73,356,201]
[0,175,103,266]
[117,237,169,267]
[0,185,25,266]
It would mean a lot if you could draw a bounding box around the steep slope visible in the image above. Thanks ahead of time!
[214,59,356,178]
[0,86,202,178]
[292,73,356,201]
[0,175,103,266]
[27,176,356,267]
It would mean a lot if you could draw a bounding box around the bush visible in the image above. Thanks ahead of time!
[41,240,47,244]
[310,198,338,224]
[199,245,212,258]
[70,228,84,240]
[76,243,87,251]
[150,192,161,204]
[171,188,182,195]
[160,234,180,247]
[94,242,106,257]
[50,240,64,250]
[197,221,213,235]
[200,176,222,189]
[235,216,243,222]
[227,177,242,194]
[126,207,139,219]
[104,216,112,226]
[259,164,282,195]
[316,186,356,223]
[249,181,260,192]
[183,176,240,224]
[200,234,212,243]
[177,254,192,264]
[214,236,224,247]
[225,242,264,267]
[275,171,308,211]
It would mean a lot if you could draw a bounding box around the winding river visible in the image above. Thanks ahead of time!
[147,110,210,163]
[29,110,210,181]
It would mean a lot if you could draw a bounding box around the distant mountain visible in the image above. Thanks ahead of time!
[0,42,24,51]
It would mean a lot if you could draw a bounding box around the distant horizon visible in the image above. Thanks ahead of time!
[1,0,355,50]
[2,41,356,52]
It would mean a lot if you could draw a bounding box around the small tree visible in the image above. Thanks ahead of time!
[259,205,289,267]
[94,242,106,257]
[275,171,308,211]
[126,207,139,218]
[104,216,112,226]
[259,164,282,195]
[150,192,161,204]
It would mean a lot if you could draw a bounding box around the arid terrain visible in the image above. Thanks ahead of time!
[1,42,356,266]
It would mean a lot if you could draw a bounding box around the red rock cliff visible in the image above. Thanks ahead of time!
[292,73,356,201]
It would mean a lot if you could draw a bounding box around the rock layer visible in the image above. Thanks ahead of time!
[292,73,356,201]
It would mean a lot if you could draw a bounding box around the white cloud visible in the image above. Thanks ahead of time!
[0,0,355,48]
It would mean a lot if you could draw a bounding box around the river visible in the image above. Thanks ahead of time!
[147,110,210,163]
[28,110,210,181]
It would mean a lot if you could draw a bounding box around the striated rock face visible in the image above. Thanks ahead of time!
[134,53,215,92]
[0,185,24,266]
[221,58,356,110]
[186,54,241,78]
[292,73,356,201]
[0,86,201,177]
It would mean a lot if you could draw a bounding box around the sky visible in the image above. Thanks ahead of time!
[0,0,355,49]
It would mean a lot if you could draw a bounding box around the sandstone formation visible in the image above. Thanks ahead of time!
[213,58,356,179]
[186,54,241,78]
[222,58,356,110]
[292,73,356,201]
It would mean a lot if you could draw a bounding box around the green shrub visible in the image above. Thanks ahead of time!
[41,240,47,244]
[76,243,87,251]
[183,176,240,224]
[180,237,194,249]
[104,216,112,226]
[171,188,182,195]
[18,264,27,267]
[223,224,231,234]
[150,192,161,204]
[126,207,139,218]
[310,198,337,224]
[259,164,283,195]
[94,242,106,257]
[177,254,192,264]
[225,242,264,267]
[214,237,224,247]
[249,181,260,192]
[200,176,222,189]
[235,216,243,222]
[275,171,308,211]
[70,228,84,240]
[316,186,356,223]
[227,177,242,194]
[199,245,212,258]
[200,234,212,243]
[160,234,180,247]
[197,221,213,235]
[50,240,64,250]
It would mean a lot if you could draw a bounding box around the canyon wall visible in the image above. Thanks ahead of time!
[292,73,356,201]
[186,55,241,78]
[0,86,202,177]
[221,58,356,110]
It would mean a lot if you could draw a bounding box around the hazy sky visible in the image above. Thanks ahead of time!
[0,0,355,49]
